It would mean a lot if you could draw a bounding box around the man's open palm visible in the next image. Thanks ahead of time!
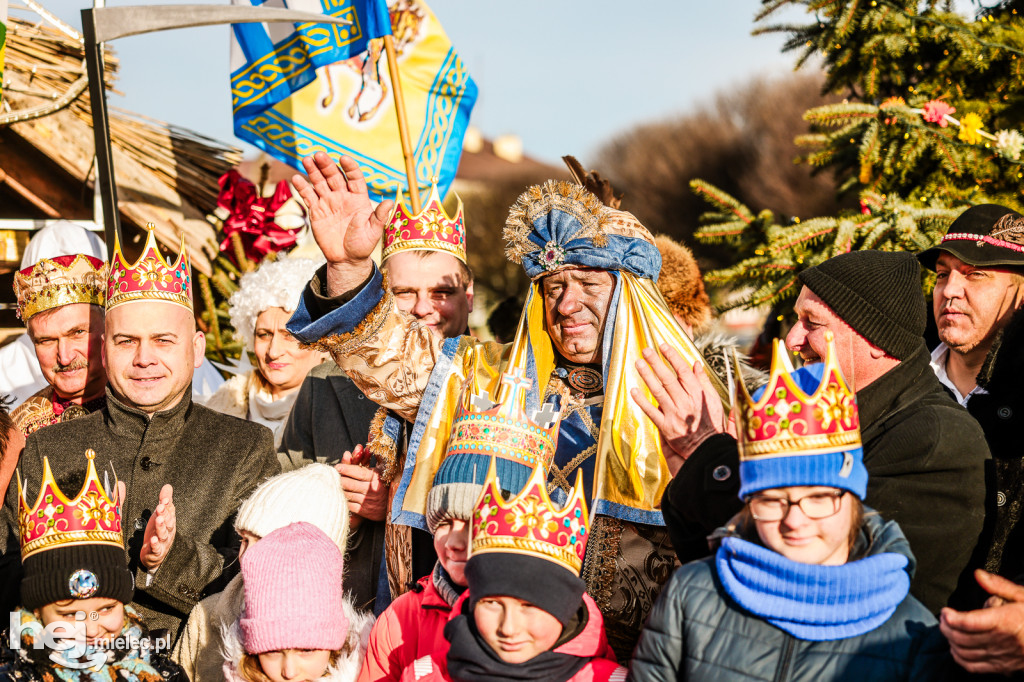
[292,152,394,269]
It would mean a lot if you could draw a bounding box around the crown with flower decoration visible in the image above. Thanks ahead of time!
[14,254,107,321]
[382,181,466,263]
[471,459,589,575]
[17,449,123,561]
[735,332,860,461]
[106,224,192,310]
[445,369,560,473]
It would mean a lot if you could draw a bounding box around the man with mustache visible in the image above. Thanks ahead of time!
[1,226,279,638]
[285,152,719,657]
[10,254,108,435]
[916,205,1024,676]
[638,249,989,615]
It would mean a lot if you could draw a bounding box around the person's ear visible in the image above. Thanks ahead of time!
[465,280,474,312]
[192,331,206,369]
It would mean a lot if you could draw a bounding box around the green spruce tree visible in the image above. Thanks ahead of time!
[696,0,1024,310]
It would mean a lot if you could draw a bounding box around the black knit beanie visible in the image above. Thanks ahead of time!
[465,553,585,626]
[797,250,926,360]
[21,544,134,610]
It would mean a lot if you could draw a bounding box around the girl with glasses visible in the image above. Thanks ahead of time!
[630,340,948,681]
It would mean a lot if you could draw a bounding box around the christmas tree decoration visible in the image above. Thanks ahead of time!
[694,0,1024,312]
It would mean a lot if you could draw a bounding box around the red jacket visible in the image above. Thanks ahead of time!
[400,592,625,682]
[358,574,457,682]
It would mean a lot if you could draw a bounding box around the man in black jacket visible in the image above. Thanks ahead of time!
[637,250,989,614]
[916,205,1024,674]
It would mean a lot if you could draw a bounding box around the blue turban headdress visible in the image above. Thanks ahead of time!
[503,181,662,281]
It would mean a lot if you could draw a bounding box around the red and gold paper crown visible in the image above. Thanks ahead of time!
[471,460,589,575]
[14,255,107,321]
[382,181,466,263]
[445,369,560,472]
[107,224,192,311]
[18,449,123,561]
[735,333,860,460]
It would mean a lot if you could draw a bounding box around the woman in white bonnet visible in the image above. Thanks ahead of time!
[205,257,327,444]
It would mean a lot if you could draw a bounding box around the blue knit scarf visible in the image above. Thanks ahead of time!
[715,536,910,641]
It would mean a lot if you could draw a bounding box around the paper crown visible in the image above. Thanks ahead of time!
[107,224,192,310]
[444,369,560,476]
[735,333,861,462]
[471,459,589,575]
[14,254,107,321]
[18,449,123,561]
[382,181,466,263]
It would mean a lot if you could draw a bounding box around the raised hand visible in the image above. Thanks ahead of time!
[140,484,176,571]
[631,344,728,476]
[292,152,395,296]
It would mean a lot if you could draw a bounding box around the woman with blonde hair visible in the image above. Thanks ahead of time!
[205,257,326,444]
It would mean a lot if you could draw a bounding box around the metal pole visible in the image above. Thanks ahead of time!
[384,34,421,213]
[81,8,120,260]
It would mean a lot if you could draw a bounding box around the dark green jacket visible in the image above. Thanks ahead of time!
[629,514,950,682]
[663,345,990,614]
[1,387,280,637]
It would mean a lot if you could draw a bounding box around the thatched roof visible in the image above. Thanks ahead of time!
[0,5,242,275]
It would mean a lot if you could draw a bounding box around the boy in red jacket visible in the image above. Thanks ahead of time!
[405,462,625,682]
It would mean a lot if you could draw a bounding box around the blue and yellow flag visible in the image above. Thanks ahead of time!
[230,0,477,201]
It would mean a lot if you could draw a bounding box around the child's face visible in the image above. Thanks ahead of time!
[473,595,563,664]
[258,649,332,682]
[37,598,125,645]
[433,518,470,586]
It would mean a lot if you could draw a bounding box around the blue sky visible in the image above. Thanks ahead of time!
[33,0,812,164]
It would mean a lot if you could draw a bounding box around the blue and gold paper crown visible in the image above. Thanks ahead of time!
[440,369,560,497]
[734,333,867,498]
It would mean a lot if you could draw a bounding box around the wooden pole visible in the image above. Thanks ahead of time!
[383,33,421,213]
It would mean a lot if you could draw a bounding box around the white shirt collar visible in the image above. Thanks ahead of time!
[929,342,988,406]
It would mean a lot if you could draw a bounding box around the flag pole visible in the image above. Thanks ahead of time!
[383,33,421,213]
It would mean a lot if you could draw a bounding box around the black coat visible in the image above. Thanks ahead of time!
[1,389,280,638]
[662,344,990,614]
[963,308,1024,584]
[278,362,435,615]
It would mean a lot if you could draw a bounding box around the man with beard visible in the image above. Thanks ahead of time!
[638,249,989,615]
[10,254,108,435]
[285,152,723,657]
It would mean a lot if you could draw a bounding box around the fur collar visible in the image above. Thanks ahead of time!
[220,596,374,682]
[977,306,1024,391]
[695,330,769,393]
[203,373,251,418]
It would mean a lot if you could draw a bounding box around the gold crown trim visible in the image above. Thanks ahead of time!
[735,336,853,413]
[21,531,124,560]
[105,289,192,308]
[471,536,583,573]
[381,237,466,262]
[738,431,862,459]
[19,285,106,321]
[111,227,188,275]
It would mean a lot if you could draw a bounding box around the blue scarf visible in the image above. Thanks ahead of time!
[715,536,910,641]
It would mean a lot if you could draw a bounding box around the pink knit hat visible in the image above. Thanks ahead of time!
[240,522,348,653]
